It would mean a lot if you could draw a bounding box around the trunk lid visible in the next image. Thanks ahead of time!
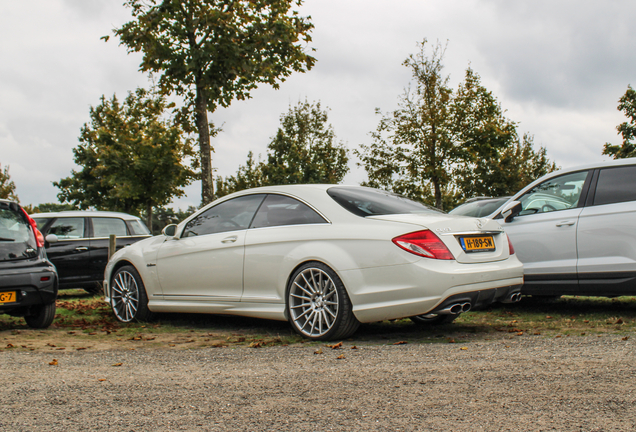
[368,213,510,263]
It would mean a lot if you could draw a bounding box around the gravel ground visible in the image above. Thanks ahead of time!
[1,335,635,431]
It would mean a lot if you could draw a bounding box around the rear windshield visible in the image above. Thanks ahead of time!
[0,203,37,261]
[449,198,509,217]
[327,187,440,217]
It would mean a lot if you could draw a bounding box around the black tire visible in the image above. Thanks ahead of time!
[110,265,154,323]
[287,262,360,341]
[531,295,561,301]
[410,313,458,326]
[25,302,56,329]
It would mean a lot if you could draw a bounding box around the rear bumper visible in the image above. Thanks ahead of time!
[340,256,524,323]
[0,259,58,315]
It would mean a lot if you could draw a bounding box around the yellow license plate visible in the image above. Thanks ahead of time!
[461,236,495,252]
[0,291,17,304]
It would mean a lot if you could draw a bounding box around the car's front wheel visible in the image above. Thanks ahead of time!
[110,265,154,323]
[24,302,56,329]
[287,262,359,341]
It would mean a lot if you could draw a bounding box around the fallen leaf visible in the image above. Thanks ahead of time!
[314,348,323,355]
[327,342,343,350]
[49,359,58,366]
[460,347,468,350]
[516,332,523,336]
[393,341,408,345]
[112,363,123,367]
[56,348,66,351]
[336,354,345,359]
[46,343,56,347]
[616,318,624,324]
[351,346,358,350]
[534,332,541,335]
[583,320,589,323]
[555,335,562,338]
[545,316,552,319]
[98,379,106,382]
[622,336,630,341]
[448,339,456,344]
[6,343,14,348]
[88,332,96,336]
[249,342,261,348]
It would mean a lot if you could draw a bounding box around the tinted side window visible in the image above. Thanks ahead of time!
[49,217,86,239]
[250,195,327,228]
[183,194,265,237]
[593,165,636,206]
[92,218,128,238]
[517,171,588,216]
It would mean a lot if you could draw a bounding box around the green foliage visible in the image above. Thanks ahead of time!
[23,203,78,214]
[111,0,316,205]
[216,100,349,198]
[357,39,556,210]
[142,205,198,235]
[603,85,636,159]
[0,163,18,201]
[54,88,197,228]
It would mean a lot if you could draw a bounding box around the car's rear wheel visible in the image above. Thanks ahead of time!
[110,265,154,323]
[24,302,56,329]
[410,313,458,325]
[287,262,359,341]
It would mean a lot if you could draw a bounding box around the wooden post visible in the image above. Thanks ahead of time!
[108,234,117,261]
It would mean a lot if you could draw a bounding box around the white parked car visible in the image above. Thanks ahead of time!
[104,185,523,340]
[492,158,636,297]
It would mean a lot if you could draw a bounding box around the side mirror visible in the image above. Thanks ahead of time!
[162,224,178,238]
[45,234,58,244]
[500,201,522,223]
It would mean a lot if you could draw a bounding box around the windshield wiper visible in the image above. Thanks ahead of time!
[0,237,16,242]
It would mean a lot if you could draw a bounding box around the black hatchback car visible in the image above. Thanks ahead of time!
[32,211,151,293]
[0,199,58,328]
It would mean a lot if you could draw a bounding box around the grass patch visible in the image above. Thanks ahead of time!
[2,293,636,351]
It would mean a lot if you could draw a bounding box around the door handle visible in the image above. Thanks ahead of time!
[75,246,88,251]
[556,221,576,227]
[221,236,238,243]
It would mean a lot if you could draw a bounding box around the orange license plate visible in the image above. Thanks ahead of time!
[0,291,17,304]
[461,236,495,252]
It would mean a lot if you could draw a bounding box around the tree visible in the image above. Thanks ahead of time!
[111,0,316,206]
[0,163,18,201]
[357,39,555,210]
[216,99,349,197]
[603,85,636,159]
[54,88,197,228]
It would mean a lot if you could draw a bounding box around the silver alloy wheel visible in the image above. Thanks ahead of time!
[289,267,340,338]
[111,270,140,322]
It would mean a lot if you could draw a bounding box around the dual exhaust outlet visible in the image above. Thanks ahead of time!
[437,302,472,315]
[501,292,522,303]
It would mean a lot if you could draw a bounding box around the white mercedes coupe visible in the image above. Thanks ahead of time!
[104,185,524,340]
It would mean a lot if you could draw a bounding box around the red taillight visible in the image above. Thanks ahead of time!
[392,230,455,260]
[507,234,515,255]
[21,208,45,248]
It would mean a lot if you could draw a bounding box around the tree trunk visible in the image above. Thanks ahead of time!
[195,85,214,205]
[146,203,153,234]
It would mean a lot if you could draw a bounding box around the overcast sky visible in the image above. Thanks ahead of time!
[1,0,635,209]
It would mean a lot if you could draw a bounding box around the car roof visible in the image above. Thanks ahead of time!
[31,210,143,220]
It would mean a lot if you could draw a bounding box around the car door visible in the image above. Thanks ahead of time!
[502,170,590,287]
[243,194,329,303]
[156,194,265,301]
[577,165,636,294]
[88,217,131,283]
[43,217,91,286]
